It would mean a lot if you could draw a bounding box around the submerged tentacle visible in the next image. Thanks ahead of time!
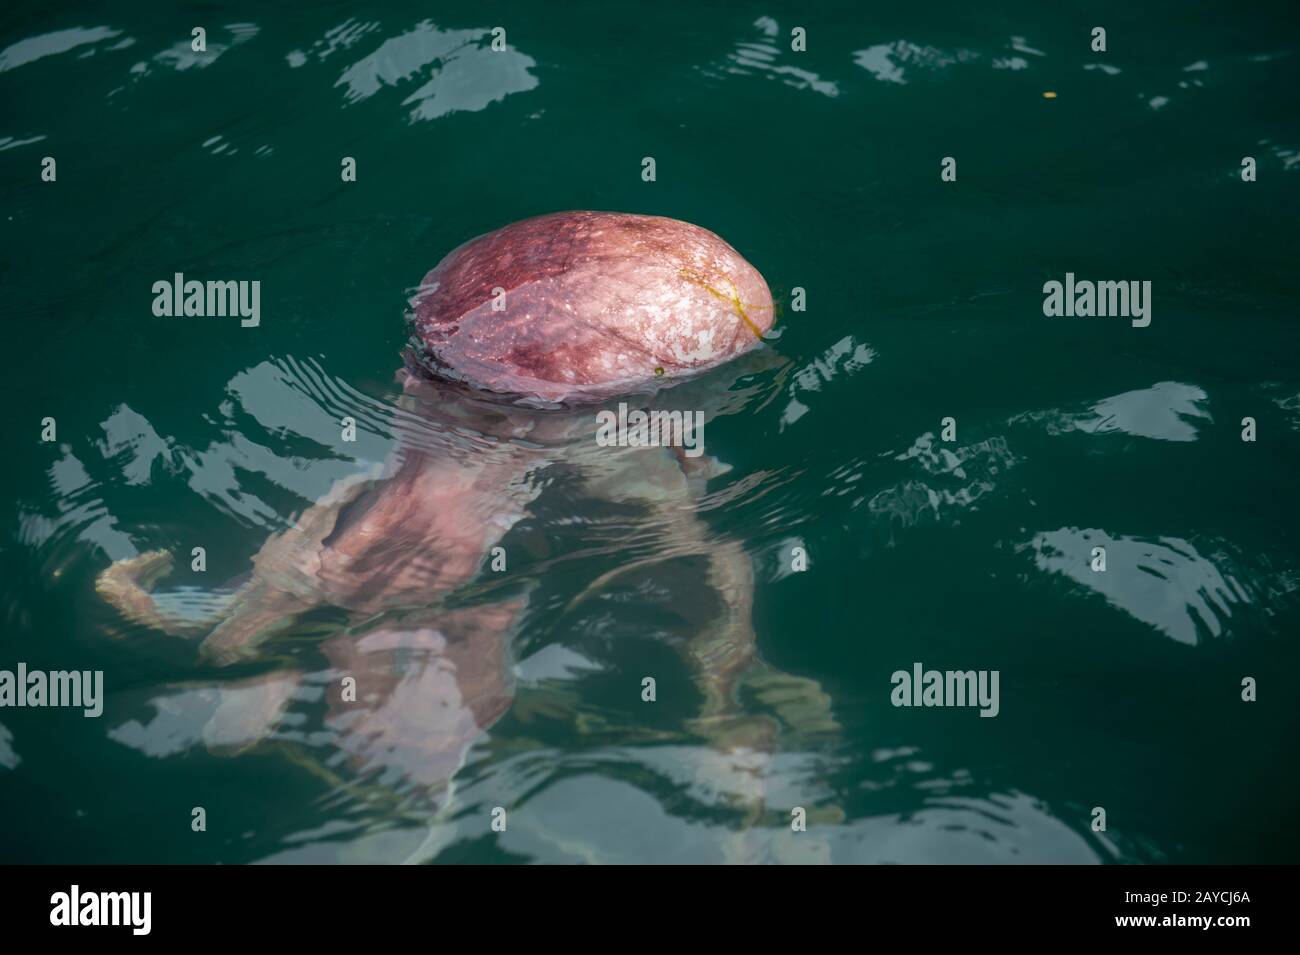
[96,467,387,652]
[569,444,771,833]
[95,550,222,637]
[571,440,841,855]
[574,444,762,727]
[198,467,387,664]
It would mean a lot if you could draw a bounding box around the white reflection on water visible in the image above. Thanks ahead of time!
[0,723,19,770]
[108,685,223,759]
[853,41,980,85]
[17,445,136,560]
[515,644,603,683]
[1269,384,1300,429]
[780,334,876,430]
[168,356,393,528]
[14,357,390,591]
[864,432,1020,528]
[147,23,259,74]
[401,755,1102,863]
[0,134,48,152]
[1012,380,1211,442]
[1026,528,1250,646]
[96,404,175,486]
[335,20,538,122]
[834,791,1106,864]
[256,786,1104,864]
[420,743,844,864]
[0,25,122,72]
[286,18,380,68]
[108,675,304,758]
[705,16,840,97]
[104,23,259,97]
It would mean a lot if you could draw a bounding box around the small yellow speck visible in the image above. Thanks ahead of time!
[1042,91,1057,99]
[654,366,665,377]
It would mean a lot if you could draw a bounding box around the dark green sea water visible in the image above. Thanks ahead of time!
[2,1,1298,864]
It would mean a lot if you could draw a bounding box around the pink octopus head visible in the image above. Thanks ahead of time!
[407,211,776,405]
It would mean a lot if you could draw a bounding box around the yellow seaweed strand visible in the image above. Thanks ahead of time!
[678,269,768,340]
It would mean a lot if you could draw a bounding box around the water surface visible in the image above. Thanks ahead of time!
[1,0,1298,863]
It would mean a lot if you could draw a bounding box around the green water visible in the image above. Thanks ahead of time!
[2,0,1298,864]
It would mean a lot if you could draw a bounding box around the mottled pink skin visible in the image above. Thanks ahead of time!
[313,449,532,614]
[410,211,775,403]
